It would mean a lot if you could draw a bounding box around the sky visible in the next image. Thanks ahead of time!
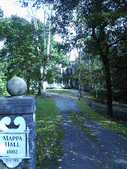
[0,0,28,18]
[0,0,52,22]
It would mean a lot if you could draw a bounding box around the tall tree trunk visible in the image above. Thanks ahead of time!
[47,19,51,57]
[41,81,46,99]
[41,9,46,99]
[41,4,53,99]
[26,3,44,98]
[38,82,41,95]
[26,78,30,94]
[105,62,113,116]
[78,48,82,100]
[101,54,113,116]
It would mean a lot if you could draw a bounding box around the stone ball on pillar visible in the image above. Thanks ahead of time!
[7,77,27,96]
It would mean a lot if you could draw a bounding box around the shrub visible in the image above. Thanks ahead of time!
[0,71,9,96]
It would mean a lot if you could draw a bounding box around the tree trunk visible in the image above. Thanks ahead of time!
[41,81,46,99]
[40,9,46,99]
[102,56,113,116]
[105,64,113,116]
[79,83,82,100]
[26,78,30,94]
[38,82,41,95]
[99,40,113,116]
[40,67,46,99]
[78,48,82,100]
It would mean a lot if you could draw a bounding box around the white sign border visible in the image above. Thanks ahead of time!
[0,117,30,168]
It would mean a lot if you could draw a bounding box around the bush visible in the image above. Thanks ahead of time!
[63,84,71,89]
[46,84,55,89]
[113,90,127,104]
[93,88,107,103]
[0,71,9,96]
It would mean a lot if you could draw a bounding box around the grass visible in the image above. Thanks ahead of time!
[0,93,4,98]
[76,100,127,138]
[47,89,71,94]
[36,95,62,168]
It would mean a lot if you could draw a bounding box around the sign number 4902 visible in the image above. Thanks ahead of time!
[7,150,18,154]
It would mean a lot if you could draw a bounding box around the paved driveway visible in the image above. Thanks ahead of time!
[52,93,127,169]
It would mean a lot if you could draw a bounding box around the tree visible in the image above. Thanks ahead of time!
[110,33,127,103]
[19,0,57,99]
[20,0,127,115]
[0,15,41,92]
[54,0,127,116]
[18,0,69,97]
[0,61,9,95]
[0,11,68,95]
[81,0,127,116]
[0,6,3,18]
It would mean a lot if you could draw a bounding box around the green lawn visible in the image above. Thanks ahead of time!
[0,93,4,98]
[36,95,62,168]
[47,89,71,93]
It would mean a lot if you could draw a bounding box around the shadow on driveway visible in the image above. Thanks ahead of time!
[52,93,127,169]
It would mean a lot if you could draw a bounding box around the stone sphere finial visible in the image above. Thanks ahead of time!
[7,77,27,96]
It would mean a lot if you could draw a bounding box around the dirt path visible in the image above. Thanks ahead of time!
[51,92,127,169]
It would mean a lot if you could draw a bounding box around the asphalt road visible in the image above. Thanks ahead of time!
[52,93,127,169]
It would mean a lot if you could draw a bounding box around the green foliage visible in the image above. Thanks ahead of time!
[0,71,7,95]
[46,66,58,83]
[49,37,69,66]
[55,0,127,115]
[81,0,127,102]
[0,7,3,19]
[36,95,62,167]
[0,62,9,96]
[0,15,40,83]
[0,1,69,97]
[0,14,68,92]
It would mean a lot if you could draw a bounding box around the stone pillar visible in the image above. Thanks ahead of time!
[0,77,37,169]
